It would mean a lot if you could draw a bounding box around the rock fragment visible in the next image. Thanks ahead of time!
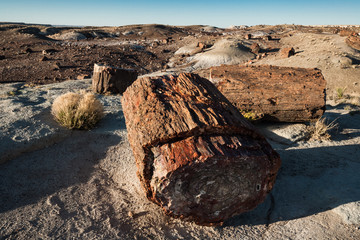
[279,47,295,58]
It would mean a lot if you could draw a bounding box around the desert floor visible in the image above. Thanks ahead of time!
[0,23,360,239]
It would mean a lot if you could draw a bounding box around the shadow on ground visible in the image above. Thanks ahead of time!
[224,106,360,227]
[0,129,122,214]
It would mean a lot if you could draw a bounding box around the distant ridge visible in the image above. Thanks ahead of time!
[0,22,52,26]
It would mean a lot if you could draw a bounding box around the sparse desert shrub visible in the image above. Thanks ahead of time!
[336,87,346,99]
[240,110,264,121]
[51,91,104,130]
[306,117,338,141]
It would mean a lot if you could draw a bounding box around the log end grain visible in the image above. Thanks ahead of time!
[150,134,281,226]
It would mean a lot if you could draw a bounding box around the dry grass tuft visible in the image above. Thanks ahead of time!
[306,117,338,141]
[336,87,346,99]
[52,91,104,130]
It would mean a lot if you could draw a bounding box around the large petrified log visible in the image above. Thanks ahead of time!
[92,63,138,94]
[121,73,281,225]
[207,65,326,122]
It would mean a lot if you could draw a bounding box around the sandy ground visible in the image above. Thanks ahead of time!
[0,78,359,239]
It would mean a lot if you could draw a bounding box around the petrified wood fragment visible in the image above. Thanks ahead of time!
[121,73,281,225]
[92,63,138,94]
[346,35,360,51]
[208,65,326,122]
[279,47,295,58]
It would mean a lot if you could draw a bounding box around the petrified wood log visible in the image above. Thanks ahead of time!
[346,35,360,51]
[121,73,281,225]
[208,65,326,122]
[92,63,138,94]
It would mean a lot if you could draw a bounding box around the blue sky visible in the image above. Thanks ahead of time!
[0,0,359,27]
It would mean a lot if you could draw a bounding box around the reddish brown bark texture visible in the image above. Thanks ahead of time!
[121,73,281,225]
[208,65,326,122]
[346,35,360,51]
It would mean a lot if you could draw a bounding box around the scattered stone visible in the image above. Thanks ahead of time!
[25,48,33,53]
[52,63,60,70]
[190,47,203,55]
[208,65,326,122]
[42,49,57,55]
[279,47,295,58]
[121,73,281,226]
[250,43,260,54]
[151,42,159,47]
[92,63,138,94]
[263,35,272,41]
[77,74,91,80]
[40,56,48,61]
[197,42,206,49]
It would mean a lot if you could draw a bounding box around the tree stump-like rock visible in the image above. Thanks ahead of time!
[207,65,326,122]
[121,73,281,226]
[92,63,138,94]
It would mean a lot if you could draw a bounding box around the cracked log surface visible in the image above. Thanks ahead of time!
[206,65,326,122]
[121,73,281,225]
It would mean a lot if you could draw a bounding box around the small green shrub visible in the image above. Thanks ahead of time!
[51,91,104,130]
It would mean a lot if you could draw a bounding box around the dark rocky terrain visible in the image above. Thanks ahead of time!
[1,23,358,85]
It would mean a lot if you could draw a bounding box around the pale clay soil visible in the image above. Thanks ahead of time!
[1,25,360,239]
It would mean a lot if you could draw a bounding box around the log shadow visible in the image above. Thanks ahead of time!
[0,130,122,214]
[224,107,360,227]
[224,144,360,227]
[260,48,280,54]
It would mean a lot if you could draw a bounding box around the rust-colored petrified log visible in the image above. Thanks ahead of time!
[207,65,326,122]
[92,63,138,94]
[279,47,295,58]
[346,35,360,51]
[121,73,281,226]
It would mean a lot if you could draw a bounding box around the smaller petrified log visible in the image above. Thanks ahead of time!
[121,73,281,225]
[346,35,360,51]
[279,47,295,58]
[92,63,138,94]
[339,30,357,37]
[208,65,326,122]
